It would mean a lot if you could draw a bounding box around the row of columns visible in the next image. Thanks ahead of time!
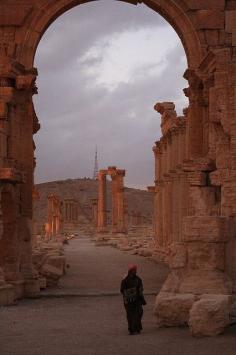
[43,196,79,240]
[45,194,63,240]
[63,199,79,234]
[152,102,188,259]
[64,199,78,223]
[96,166,126,234]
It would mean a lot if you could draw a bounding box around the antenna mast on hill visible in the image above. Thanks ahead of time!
[93,146,99,180]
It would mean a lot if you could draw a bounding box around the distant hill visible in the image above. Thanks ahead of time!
[33,178,154,229]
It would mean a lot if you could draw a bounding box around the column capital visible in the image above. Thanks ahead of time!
[116,169,125,177]
[153,141,162,155]
[98,169,107,178]
[147,186,155,192]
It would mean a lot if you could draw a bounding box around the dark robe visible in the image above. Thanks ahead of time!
[120,274,146,334]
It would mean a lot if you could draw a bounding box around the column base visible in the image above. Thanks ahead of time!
[0,284,16,306]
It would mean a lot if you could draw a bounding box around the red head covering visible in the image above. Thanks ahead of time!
[128,264,137,272]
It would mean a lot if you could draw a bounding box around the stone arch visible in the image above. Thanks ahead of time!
[18,0,203,70]
[2,0,236,337]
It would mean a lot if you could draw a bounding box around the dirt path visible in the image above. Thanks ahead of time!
[0,236,236,355]
[50,236,168,295]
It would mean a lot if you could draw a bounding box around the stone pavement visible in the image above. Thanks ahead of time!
[0,236,236,355]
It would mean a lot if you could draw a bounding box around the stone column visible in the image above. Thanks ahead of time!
[124,198,129,231]
[116,169,127,233]
[97,169,107,232]
[47,194,53,239]
[183,69,205,159]
[108,167,119,233]
[152,142,163,250]
[171,172,179,242]
[63,199,78,234]
[32,187,40,246]
[171,128,178,170]
[91,198,98,227]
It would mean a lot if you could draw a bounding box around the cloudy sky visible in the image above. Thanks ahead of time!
[33,0,188,188]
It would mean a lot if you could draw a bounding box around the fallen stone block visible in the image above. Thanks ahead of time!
[119,246,133,252]
[138,248,152,257]
[154,292,196,327]
[189,294,230,337]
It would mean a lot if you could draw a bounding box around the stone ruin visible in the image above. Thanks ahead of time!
[44,194,63,240]
[93,166,155,258]
[1,0,236,337]
[63,198,79,235]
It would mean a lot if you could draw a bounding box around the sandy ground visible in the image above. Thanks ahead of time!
[1,237,236,355]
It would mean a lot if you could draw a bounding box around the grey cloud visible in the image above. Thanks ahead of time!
[35,2,168,72]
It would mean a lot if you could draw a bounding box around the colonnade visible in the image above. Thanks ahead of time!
[45,194,63,239]
[152,102,188,260]
[63,199,79,234]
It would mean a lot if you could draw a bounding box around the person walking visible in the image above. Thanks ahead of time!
[120,264,146,335]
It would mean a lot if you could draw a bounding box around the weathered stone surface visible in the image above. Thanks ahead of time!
[39,277,47,289]
[183,216,228,242]
[187,172,206,186]
[0,284,15,306]
[40,264,63,287]
[179,271,232,295]
[187,242,225,271]
[154,293,196,327]
[191,10,225,30]
[141,248,152,257]
[168,242,187,269]
[225,10,236,33]
[232,28,236,46]
[45,255,66,274]
[161,270,183,293]
[0,5,33,26]
[189,295,231,337]
[187,0,225,10]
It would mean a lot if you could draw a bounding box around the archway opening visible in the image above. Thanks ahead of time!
[31,0,188,292]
